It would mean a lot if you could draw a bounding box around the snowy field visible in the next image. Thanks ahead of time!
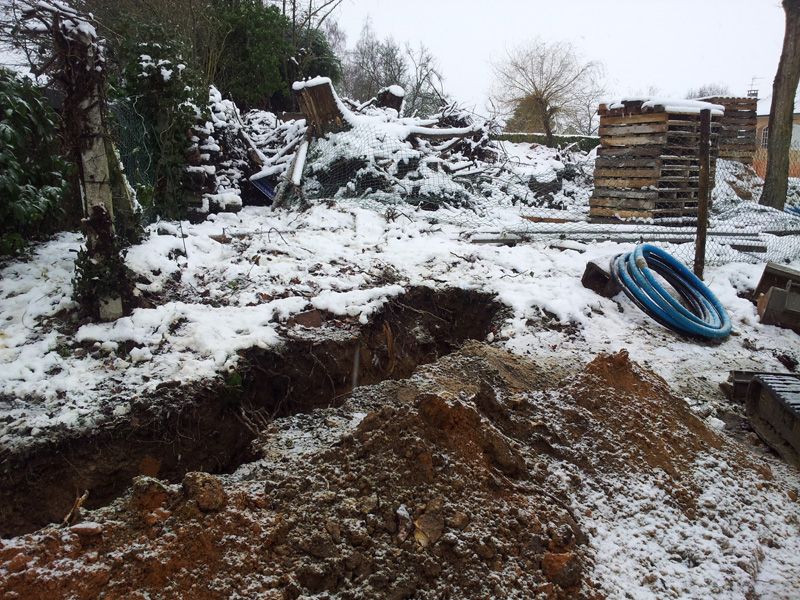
[2,201,799,452]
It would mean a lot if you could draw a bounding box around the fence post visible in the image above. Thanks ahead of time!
[694,108,711,278]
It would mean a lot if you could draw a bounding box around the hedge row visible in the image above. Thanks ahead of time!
[493,132,600,153]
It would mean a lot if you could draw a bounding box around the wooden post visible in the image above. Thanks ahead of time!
[694,109,711,278]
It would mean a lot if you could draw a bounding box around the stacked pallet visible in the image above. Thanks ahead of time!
[590,98,722,221]
[699,96,757,164]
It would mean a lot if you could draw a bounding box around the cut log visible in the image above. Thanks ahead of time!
[376,86,405,114]
[295,78,350,136]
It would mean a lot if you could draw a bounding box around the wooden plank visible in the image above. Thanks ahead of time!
[666,113,701,122]
[718,138,757,146]
[588,207,665,219]
[661,164,699,171]
[718,151,755,159]
[599,123,668,136]
[599,113,668,126]
[594,177,659,188]
[597,145,663,157]
[601,134,667,147]
[667,120,702,128]
[666,131,701,137]
[661,155,698,162]
[721,117,757,126]
[659,176,700,182]
[594,167,660,178]
[594,157,660,169]
[592,187,658,199]
[591,196,656,209]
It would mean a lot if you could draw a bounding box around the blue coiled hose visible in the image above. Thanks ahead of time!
[611,244,731,340]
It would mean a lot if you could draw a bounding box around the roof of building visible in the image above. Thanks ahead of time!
[757,91,800,116]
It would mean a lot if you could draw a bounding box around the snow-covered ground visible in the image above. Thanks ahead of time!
[1,139,800,597]
[1,198,798,451]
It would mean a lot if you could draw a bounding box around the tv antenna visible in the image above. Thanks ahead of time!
[747,76,763,98]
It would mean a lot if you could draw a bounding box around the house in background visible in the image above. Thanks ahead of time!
[754,92,800,178]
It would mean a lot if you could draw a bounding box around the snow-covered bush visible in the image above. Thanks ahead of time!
[116,36,200,220]
[0,69,70,254]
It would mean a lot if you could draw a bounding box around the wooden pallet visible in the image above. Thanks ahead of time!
[702,96,756,163]
[747,373,800,467]
[591,100,721,222]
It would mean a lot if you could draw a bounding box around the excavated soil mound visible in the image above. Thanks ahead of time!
[0,344,773,599]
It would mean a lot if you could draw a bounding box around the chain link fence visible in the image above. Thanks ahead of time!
[108,98,156,198]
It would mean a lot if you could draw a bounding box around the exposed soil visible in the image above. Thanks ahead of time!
[0,343,777,599]
[0,287,502,537]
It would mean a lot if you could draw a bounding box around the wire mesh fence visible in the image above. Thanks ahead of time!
[295,111,800,269]
[109,98,156,195]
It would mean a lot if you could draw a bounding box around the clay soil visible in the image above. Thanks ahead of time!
[0,343,777,599]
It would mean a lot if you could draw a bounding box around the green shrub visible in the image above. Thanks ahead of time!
[212,0,340,111]
[0,69,70,254]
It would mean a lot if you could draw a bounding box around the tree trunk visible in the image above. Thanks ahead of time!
[760,0,800,210]
[79,84,115,221]
[538,98,555,147]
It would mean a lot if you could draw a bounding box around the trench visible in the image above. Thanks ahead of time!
[0,287,502,537]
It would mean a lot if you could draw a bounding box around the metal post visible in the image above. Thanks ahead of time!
[694,109,711,278]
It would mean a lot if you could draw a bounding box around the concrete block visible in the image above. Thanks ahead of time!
[757,284,800,333]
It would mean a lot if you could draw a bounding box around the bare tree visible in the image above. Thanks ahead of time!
[322,18,346,59]
[341,19,446,117]
[491,39,603,145]
[686,83,731,99]
[562,67,606,135]
[402,43,445,116]
[760,0,800,210]
[342,20,406,101]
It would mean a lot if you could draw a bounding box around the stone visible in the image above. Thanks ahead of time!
[449,511,470,530]
[130,476,173,512]
[99,295,124,322]
[6,552,32,573]
[182,472,227,512]
[413,508,444,547]
[288,309,324,328]
[70,521,103,538]
[542,551,582,588]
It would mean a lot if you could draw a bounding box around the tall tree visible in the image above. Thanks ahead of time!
[760,0,800,210]
[341,19,446,117]
[14,0,135,320]
[491,39,603,146]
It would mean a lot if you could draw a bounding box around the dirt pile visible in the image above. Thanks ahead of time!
[0,344,782,599]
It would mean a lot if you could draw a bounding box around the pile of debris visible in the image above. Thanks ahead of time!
[246,78,591,211]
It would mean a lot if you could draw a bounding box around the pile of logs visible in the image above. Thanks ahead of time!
[700,96,757,164]
[590,99,721,222]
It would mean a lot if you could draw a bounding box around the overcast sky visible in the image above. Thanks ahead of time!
[333,0,786,112]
